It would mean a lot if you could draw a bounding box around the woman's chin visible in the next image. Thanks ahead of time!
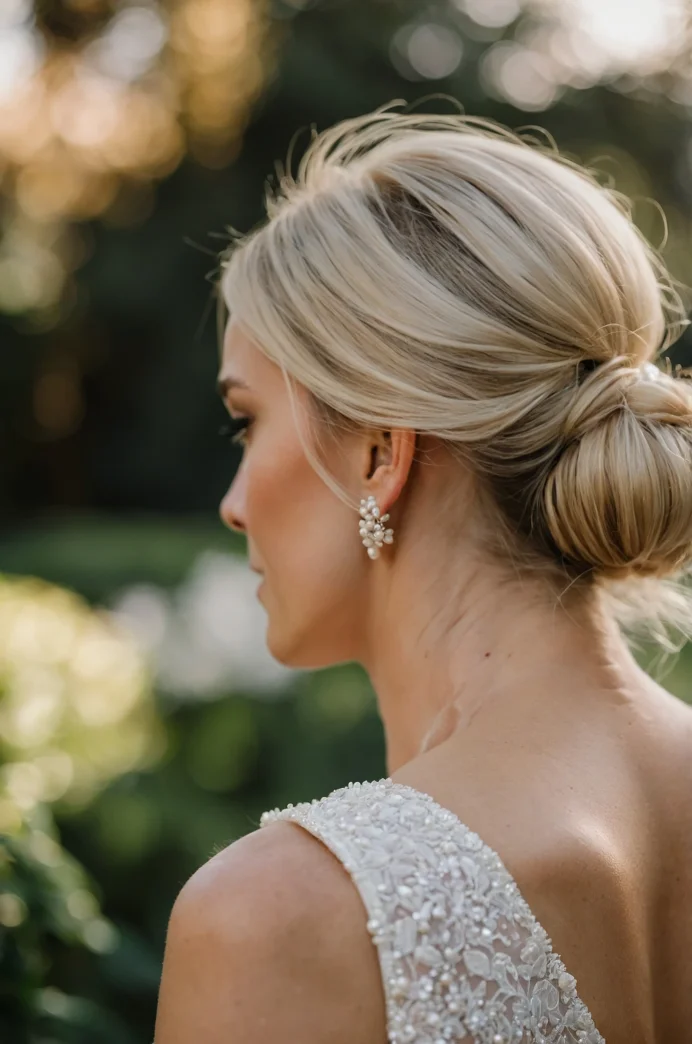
[266,634,301,668]
[263,612,295,667]
[261,588,350,669]
[265,620,338,671]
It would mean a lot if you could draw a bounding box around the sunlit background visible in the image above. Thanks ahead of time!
[2,1,692,1040]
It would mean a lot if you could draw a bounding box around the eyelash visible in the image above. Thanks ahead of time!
[219,418,251,446]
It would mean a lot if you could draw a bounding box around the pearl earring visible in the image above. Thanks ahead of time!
[359,495,394,560]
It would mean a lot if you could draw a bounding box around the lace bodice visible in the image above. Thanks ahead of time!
[260,778,605,1044]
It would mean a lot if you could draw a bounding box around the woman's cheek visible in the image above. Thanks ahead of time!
[245,444,299,542]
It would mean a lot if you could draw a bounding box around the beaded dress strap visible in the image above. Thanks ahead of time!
[260,778,605,1044]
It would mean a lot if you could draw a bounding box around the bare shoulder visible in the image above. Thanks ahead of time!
[154,818,386,1044]
[635,682,692,795]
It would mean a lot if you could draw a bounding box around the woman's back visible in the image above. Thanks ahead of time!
[626,682,692,1042]
[388,676,692,1043]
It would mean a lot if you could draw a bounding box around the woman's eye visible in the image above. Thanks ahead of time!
[218,418,251,447]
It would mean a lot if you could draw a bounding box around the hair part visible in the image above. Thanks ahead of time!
[220,103,692,652]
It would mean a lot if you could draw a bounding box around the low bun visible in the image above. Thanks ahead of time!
[543,361,692,578]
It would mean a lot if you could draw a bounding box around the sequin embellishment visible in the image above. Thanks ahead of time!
[260,778,605,1044]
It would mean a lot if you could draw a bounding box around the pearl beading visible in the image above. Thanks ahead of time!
[260,779,606,1044]
[359,496,394,560]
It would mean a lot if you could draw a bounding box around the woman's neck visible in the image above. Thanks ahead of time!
[361,557,640,774]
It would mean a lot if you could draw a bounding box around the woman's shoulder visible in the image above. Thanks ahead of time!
[154,799,387,1044]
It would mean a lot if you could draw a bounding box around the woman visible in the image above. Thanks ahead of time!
[154,107,692,1043]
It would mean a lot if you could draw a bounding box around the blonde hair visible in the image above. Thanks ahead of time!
[220,103,692,650]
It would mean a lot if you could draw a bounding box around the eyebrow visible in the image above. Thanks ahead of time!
[216,375,250,398]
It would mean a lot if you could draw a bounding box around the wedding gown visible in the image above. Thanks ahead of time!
[260,778,606,1044]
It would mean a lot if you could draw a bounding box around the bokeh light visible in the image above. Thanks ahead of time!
[471,0,692,110]
[0,0,272,320]
[109,551,296,700]
[391,22,464,81]
[0,574,162,833]
[1,0,692,322]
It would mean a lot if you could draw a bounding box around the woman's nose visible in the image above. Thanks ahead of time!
[219,485,245,534]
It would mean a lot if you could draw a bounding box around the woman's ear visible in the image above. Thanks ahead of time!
[363,428,417,512]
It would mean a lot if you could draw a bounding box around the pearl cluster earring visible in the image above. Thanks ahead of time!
[359,495,394,560]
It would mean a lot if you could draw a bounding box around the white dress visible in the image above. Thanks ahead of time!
[260,778,606,1044]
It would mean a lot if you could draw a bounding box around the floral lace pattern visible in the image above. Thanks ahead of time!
[260,778,605,1044]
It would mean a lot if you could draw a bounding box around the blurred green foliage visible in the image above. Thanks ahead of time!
[1,809,130,1044]
[2,0,692,1040]
[0,550,385,1043]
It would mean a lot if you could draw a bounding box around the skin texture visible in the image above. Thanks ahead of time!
[154,321,692,1044]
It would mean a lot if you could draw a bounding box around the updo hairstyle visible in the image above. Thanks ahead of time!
[221,105,692,647]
